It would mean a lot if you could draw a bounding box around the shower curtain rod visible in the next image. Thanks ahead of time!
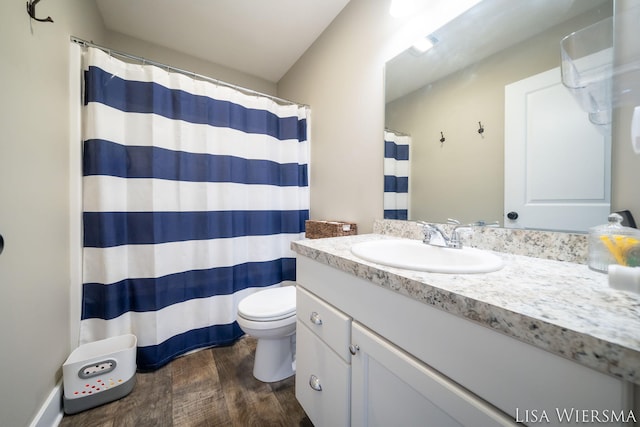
[385,128,411,137]
[70,36,308,108]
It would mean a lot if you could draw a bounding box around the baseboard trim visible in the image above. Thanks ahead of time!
[29,381,63,427]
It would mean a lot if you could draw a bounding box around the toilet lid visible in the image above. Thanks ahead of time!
[238,286,296,321]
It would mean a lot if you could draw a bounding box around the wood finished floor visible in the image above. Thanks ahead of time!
[59,336,312,427]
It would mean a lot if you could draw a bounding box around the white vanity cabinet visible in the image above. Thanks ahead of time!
[295,255,634,427]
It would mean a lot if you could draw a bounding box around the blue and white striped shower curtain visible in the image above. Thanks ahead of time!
[79,47,309,370]
[384,130,410,220]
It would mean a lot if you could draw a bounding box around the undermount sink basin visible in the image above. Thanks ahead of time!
[350,239,504,274]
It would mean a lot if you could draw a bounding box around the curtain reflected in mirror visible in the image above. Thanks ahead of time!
[384,130,411,220]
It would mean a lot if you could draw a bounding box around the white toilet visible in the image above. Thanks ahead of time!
[237,286,296,382]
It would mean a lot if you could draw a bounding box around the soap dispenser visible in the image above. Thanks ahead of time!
[588,213,640,272]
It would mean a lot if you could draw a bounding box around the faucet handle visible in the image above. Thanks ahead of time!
[416,220,431,233]
[416,220,439,232]
[416,221,432,241]
[416,221,448,246]
[449,224,474,248]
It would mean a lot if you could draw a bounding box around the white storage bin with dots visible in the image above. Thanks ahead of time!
[63,334,137,414]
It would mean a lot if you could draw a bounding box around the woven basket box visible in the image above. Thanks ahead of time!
[305,220,357,239]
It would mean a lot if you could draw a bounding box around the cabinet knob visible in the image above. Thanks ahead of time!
[309,374,322,391]
[310,311,323,325]
[349,344,360,355]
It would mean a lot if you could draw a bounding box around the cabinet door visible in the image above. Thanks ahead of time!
[295,321,350,427]
[351,322,516,427]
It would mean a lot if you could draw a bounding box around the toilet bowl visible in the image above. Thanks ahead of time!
[237,286,296,382]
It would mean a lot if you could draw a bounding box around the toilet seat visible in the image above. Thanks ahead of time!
[238,286,296,321]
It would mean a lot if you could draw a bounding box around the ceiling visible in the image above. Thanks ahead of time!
[385,0,610,102]
[95,0,350,83]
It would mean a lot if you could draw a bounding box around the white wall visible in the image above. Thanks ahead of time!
[104,32,277,96]
[0,1,106,426]
[278,0,413,233]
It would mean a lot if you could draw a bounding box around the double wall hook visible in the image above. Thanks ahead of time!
[477,121,485,136]
[439,131,446,146]
[26,0,54,23]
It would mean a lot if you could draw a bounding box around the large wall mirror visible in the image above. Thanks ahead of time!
[384,0,621,233]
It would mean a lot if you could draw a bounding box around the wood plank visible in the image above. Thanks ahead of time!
[214,337,291,426]
[172,348,232,426]
[269,378,313,427]
[59,402,117,427]
[112,364,173,426]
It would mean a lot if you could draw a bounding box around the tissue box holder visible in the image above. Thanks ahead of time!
[305,220,357,239]
[63,334,137,414]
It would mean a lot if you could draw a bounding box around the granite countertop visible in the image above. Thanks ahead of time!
[291,233,640,386]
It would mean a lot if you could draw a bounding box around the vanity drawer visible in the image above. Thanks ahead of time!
[297,286,352,362]
[295,321,350,427]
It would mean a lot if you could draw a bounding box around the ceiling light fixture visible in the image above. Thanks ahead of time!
[389,0,421,18]
[411,36,435,54]
[386,0,482,61]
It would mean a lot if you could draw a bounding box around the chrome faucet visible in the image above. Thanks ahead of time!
[418,219,498,249]
[419,222,449,247]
